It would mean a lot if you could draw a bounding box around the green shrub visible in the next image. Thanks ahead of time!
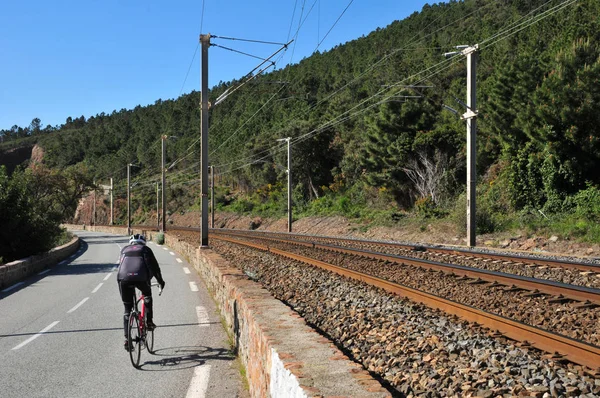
[451,192,511,235]
[228,198,255,214]
[415,196,444,219]
[572,185,600,220]
[155,232,165,245]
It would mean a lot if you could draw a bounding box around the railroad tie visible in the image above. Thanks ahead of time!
[576,300,600,310]
[523,289,546,298]
[547,294,574,304]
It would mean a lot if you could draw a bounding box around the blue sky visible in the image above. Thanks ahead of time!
[0,0,432,131]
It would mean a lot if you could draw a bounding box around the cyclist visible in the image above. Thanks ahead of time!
[117,234,166,351]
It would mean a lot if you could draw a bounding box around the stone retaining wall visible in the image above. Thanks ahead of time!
[63,225,389,397]
[0,236,80,290]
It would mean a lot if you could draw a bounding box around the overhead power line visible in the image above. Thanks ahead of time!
[212,38,293,106]
[211,44,277,63]
[210,36,289,46]
[316,0,354,50]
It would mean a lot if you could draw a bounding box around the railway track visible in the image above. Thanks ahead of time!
[209,229,600,305]
[213,233,600,371]
[208,229,600,288]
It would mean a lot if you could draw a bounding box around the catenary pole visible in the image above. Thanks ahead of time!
[93,180,96,226]
[210,165,215,229]
[110,177,113,225]
[277,137,292,232]
[156,182,160,231]
[127,164,131,235]
[200,33,210,247]
[464,45,478,247]
[161,135,166,232]
[287,137,292,233]
[443,44,478,247]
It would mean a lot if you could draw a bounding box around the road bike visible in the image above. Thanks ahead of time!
[128,282,162,368]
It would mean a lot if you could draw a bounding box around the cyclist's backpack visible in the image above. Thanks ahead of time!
[118,245,150,282]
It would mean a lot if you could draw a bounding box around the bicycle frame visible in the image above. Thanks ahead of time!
[133,293,147,332]
[128,283,160,368]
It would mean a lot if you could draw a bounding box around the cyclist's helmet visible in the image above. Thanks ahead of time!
[129,234,147,245]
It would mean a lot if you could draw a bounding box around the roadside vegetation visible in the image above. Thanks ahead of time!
[0,165,93,263]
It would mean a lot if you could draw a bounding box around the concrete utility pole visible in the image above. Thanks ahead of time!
[93,180,96,226]
[277,137,292,233]
[200,33,210,247]
[110,178,114,225]
[444,44,478,247]
[127,164,131,235]
[210,165,215,229]
[156,182,160,231]
[161,135,166,232]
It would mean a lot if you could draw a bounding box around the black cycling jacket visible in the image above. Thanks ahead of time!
[117,244,164,283]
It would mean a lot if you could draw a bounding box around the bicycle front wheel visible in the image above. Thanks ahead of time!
[128,312,142,368]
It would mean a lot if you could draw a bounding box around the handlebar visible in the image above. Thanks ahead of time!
[151,282,163,296]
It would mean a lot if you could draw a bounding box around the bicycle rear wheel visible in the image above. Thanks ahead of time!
[128,311,142,368]
[143,313,154,353]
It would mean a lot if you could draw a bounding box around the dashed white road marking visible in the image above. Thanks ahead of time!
[176,258,183,263]
[2,282,24,293]
[38,269,51,276]
[189,282,198,292]
[67,297,89,313]
[163,247,168,251]
[12,321,60,350]
[103,272,112,281]
[92,283,103,293]
[185,364,211,398]
[169,251,175,256]
[196,306,210,328]
[183,267,191,274]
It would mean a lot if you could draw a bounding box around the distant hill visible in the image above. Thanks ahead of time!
[3,0,600,225]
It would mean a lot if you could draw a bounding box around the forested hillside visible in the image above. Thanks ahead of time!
[2,0,600,239]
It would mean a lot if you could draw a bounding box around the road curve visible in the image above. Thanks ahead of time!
[0,231,246,398]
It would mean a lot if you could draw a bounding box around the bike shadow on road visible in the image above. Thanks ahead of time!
[52,261,117,276]
[138,345,235,371]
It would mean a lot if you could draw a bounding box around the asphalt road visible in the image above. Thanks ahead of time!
[0,231,246,398]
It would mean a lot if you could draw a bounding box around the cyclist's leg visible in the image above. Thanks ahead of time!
[119,281,135,340]
[137,281,153,326]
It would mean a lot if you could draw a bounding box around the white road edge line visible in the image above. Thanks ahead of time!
[1,282,24,293]
[196,306,210,328]
[169,251,175,255]
[185,364,211,398]
[189,282,198,292]
[38,269,51,276]
[163,247,168,251]
[183,267,191,274]
[176,258,183,263]
[103,272,112,281]
[67,297,89,313]
[92,283,103,293]
[12,321,60,350]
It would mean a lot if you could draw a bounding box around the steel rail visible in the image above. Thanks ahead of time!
[214,234,600,372]
[211,230,600,305]
[211,228,600,273]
